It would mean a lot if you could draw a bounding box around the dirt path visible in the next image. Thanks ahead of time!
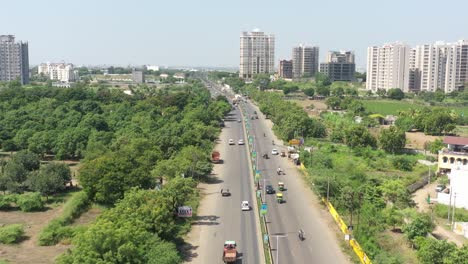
[413,182,467,246]
[0,206,70,264]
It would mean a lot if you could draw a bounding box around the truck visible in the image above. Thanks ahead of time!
[222,241,237,263]
[211,151,221,163]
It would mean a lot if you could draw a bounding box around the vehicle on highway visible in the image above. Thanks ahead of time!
[262,153,269,159]
[221,189,231,197]
[222,241,237,263]
[238,139,244,145]
[277,167,283,175]
[280,151,286,157]
[228,139,235,145]
[265,185,275,194]
[278,182,285,191]
[276,192,284,203]
[271,149,279,155]
[237,119,241,123]
[298,229,305,241]
[241,201,250,211]
[211,151,221,163]
[435,184,446,192]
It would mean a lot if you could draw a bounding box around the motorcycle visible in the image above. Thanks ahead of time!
[298,229,305,241]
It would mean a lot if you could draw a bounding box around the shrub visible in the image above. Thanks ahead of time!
[38,191,90,246]
[0,224,24,244]
[434,204,468,222]
[0,194,18,210]
[392,156,416,171]
[403,214,434,241]
[16,192,44,212]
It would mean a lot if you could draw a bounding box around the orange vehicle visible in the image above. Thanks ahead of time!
[222,241,237,263]
[211,151,221,163]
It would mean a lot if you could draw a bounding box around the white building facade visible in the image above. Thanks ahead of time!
[366,42,411,92]
[437,168,468,210]
[239,30,275,79]
[38,62,76,82]
[368,40,468,93]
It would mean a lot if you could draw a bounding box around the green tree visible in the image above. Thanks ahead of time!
[395,116,414,132]
[316,85,331,96]
[424,139,444,154]
[387,88,405,100]
[379,179,411,208]
[27,163,71,199]
[414,237,456,264]
[445,246,468,264]
[253,74,270,90]
[379,126,406,153]
[303,87,315,97]
[325,96,342,109]
[403,214,434,241]
[344,125,377,148]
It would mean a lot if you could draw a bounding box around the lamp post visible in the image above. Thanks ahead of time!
[270,233,287,264]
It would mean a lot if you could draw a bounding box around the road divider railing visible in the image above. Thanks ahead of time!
[301,164,372,264]
[239,101,273,264]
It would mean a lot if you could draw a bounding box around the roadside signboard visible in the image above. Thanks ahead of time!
[177,206,193,217]
[261,203,267,215]
[289,139,300,145]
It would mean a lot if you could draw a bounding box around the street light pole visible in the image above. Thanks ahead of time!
[270,234,287,264]
[451,193,457,229]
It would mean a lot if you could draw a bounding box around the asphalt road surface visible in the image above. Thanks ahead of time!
[190,94,262,263]
[242,100,350,264]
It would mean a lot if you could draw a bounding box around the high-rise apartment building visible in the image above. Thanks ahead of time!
[38,62,77,82]
[411,40,468,93]
[279,60,293,79]
[366,42,410,92]
[320,51,356,81]
[132,68,145,83]
[0,35,29,84]
[292,44,319,78]
[239,30,275,79]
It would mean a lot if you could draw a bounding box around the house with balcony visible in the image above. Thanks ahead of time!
[438,136,468,174]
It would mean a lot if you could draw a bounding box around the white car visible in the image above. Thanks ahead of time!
[241,201,250,211]
[238,139,244,145]
[237,119,241,123]
[229,139,235,145]
[271,149,279,155]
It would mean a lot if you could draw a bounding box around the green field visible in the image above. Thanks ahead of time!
[360,100,468,116]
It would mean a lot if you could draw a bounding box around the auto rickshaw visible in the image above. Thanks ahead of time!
[276,192,283,203]
[278,182,285,191]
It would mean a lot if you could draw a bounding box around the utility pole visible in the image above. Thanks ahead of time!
[270,234,287,264]
[451,193,457,229]
[447,189,452,223]
[427,166,431,185]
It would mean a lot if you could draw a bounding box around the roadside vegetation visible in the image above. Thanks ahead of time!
[0,80,231,263]
[211,72,468,264]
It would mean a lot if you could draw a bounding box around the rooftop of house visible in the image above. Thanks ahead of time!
[444,136,468,146]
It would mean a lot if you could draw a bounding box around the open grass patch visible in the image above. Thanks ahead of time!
[434,204,468,222]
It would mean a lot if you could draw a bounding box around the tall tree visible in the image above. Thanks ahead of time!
[379,126,406,153]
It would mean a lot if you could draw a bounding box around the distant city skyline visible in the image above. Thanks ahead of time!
[2,0,467,69]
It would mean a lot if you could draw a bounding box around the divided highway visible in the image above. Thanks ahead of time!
[186,83,262,263]
[201,77,350,264]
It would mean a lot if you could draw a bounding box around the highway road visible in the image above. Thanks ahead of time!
[202,77,350,264]
[186,80,262,264]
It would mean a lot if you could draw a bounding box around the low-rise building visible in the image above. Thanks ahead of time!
[437,167,468,209]
[132,68,145,83]
[438,136,468,174]
[38,62,76,82]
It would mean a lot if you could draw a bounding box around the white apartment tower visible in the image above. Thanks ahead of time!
[239,30,275,79]
[292,44,319,78]
[366,42,410,92]
[410,40,468,93]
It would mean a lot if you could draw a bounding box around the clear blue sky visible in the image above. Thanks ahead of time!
[3,0,467,69]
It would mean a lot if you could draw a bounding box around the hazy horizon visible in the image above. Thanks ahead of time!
[3,0,467,69]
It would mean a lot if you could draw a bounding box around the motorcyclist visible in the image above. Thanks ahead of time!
[277,167,282,175]
[264,133,266,137]
[298,229,305,240]
[272,140,275,145]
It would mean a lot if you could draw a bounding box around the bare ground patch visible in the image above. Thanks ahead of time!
[0,207,70,264]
